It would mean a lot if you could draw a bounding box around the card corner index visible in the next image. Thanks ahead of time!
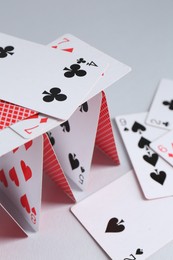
[95,91,120,165]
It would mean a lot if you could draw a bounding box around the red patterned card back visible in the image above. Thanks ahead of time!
[0,100,37,130]
[95,92,120,165]
[43,134,75,202]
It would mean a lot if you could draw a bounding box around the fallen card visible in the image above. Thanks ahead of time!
[150,130,173,166]
[146,79,173,130]
[49,34,131,101]
[0,100,37,130]
[71,171,173,260]
[0,32,107,120]
[10,113,63,139]
[115,112,173,199]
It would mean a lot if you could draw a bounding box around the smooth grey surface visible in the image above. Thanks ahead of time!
[0,0,173,259]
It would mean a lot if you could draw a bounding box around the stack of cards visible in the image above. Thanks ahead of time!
[0,32,131,235]
[71,78,173,259]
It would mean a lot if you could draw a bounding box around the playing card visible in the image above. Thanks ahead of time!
[146,79,173,130]
[71,171,173,260]
[150,130,173,167]
[116,112,173,199]
[46,92,102,190]
[0,100,37,130]
[10,113,63,139]
[49,34,131,101]
[0,32,107,120]
[0,136,43,233]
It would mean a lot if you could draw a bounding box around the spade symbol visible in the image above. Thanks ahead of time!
[105,217,125,233]
[68,153,80,170]
[131,121,146,134]
[143,153,158,166]
[150,169,166,185]
[136,248,143,255]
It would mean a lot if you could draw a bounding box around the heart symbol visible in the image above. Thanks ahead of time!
[150,171,166,185]
[68,153,80,170]
[0,169,8,187]
[136,248,143,255]
[105,218,125,233]
[51,45,58,49]
[20,194,30,213]
[20,160,32,181]
[24,140,33,150]
[131,121,146,133]
[9,167,19,186]
[31,207,37,215]
[143,153,158,166]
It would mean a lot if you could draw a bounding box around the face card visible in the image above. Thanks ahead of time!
[0,136,43,232]
[150,130,173,167]
[0,32,107,120]
[46,92,102,190]
[71,171,173,260]
[48,34,131,101]
[146,79,173,130]
[0,100,37,130]
[10,113,63,139]
[115,112,173,199]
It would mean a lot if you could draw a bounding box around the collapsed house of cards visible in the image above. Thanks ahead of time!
[0,32,131,235]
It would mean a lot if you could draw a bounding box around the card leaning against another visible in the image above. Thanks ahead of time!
[0,33,131,235]
[71,171,173,260]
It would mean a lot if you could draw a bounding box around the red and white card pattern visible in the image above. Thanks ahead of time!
[0,33,131,234]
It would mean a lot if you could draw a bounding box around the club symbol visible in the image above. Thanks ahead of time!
[77,58,86,64]
[0,46,14,58]
[163,100,173,110]
[42,87,67,102]
[64,64,87,78]
[162,121,169,127]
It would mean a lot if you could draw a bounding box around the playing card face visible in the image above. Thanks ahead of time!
[0,100,37,130]
[146,79,173,130]
[71,171,173,260]
[0,136,43,232]
[48,34,131,101]
[10,113,63,139]
[46,92,102,190]
[0,32,107,120]
[116,112,173,199]
[150,130,173,167]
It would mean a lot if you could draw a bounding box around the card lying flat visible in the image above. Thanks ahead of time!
[146,79,173,130]
[71,171,173,260]
[0,32,107,120]
[116,112,173,199]
[150,130,173,167]
[0,100,37,130]
[49,34,131,101]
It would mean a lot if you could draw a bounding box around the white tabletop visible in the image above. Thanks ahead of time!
[0,0,173,259]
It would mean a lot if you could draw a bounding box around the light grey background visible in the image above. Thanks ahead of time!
[0,0,173,259]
